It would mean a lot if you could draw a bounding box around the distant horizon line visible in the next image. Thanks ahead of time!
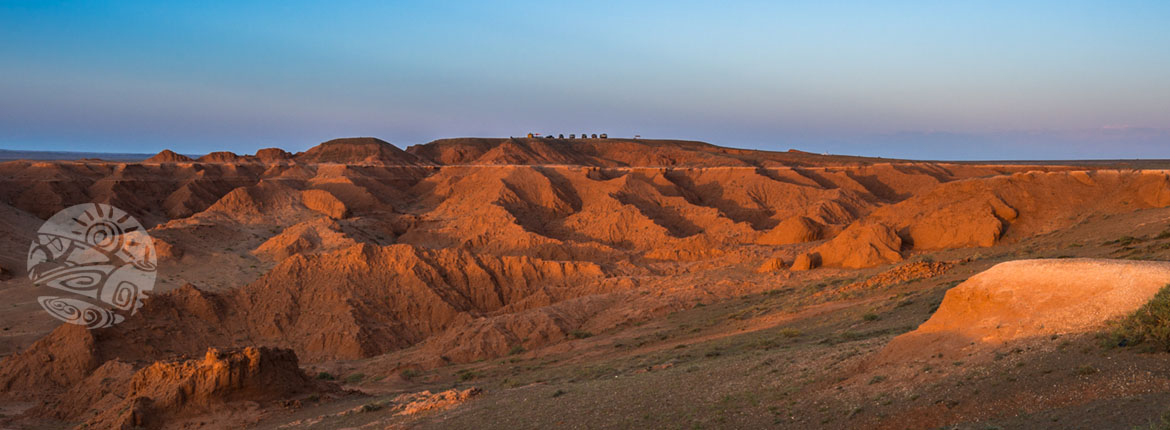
[3,140,1170,164]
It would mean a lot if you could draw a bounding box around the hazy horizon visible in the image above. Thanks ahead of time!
[3,1,1168,160]
[8,135,1170,163]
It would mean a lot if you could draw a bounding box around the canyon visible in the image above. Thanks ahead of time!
[2,137,1170,429]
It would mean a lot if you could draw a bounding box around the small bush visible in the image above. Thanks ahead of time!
[778,328,801,338]
[400,369,420,380]
[509,345,527,355]
[728,309,754,320]
[927,298,944,314]
[551,389,567,398]
[868,375,887,385]
[360,402,382,412]
[459,370,478,381]
[1074,365,1098,376]
[345,373,365,384]
[1106,236,1142,247]
[315,372,335,380]
[1139,409,1170,430]
[568,330,593,339]
[1104,284,1170,352]
[862,313,880,322]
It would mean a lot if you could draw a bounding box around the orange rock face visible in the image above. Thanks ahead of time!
[809,221,903,269]
[86,347,333,429]
[406,137,902,167]
[128,347,322,408]
[197,151,245,163]
[252,218,356,261]
[0,324,99,398]
[863,170,1170,255]
[756,256,788,273]
[875,259,1170,365]
[295,137,430,165]
[254,147,292,162]
[144,149,193,163]
[396,387,482,415]
[153,237,183,260]
[789,253,816,271]
[756,216,822,245]
[300,189,349,219]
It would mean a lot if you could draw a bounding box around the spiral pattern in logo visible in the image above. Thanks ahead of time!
[27,204,156,329]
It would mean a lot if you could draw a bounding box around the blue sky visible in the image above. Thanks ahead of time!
[2,1,1168,159]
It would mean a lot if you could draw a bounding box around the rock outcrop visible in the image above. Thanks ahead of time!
[86,347,332,429]
[144,150,193,163]
[197,151,245,163]
[300,189,349,219]
[863,170,1170,252]
[294,137,428,165]
[756,216,822,245]
[789,253,816,271]
[406,137,900,167]
[875,259,1170,364]
[153,237,184,260]
[396,388,482,415]
[756,256,788,273]
[254,147,292,162]
[252,218,356,261]
[805,222,903,269]
[0,324,99,398]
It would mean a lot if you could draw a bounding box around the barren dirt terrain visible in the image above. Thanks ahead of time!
[3,137,1170,429]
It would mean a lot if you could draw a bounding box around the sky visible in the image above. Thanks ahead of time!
[1,1,1169,160]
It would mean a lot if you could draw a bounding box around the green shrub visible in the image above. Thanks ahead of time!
[344,373,365,383]
[1104,284,1170,352]
[459,370,478,381]
[1138,409,1170,430]
[778,328,801,338]
[315,372,335,380]
[1106,235,1142,247]
[569,330,593,339]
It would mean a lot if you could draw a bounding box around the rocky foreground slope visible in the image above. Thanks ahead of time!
[2,137,1170,428]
